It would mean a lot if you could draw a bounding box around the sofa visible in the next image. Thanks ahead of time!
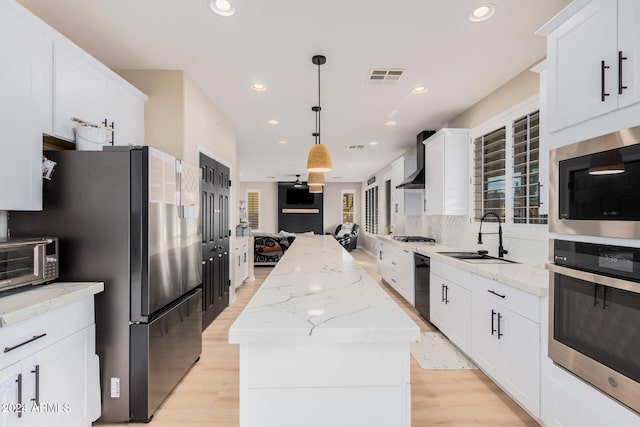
[253,233,296,266]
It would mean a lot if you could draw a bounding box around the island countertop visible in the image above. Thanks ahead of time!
[229,235,420,345]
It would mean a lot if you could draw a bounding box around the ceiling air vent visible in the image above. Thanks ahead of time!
[347,145,365,150]
[367,68,406,84]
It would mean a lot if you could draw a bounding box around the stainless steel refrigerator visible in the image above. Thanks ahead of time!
[9,146,203,422]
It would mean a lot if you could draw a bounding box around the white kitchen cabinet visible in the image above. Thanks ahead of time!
[0,297,100,427]
[53,43,107,142]
[106,77,145,146]
[429,260,472,354]
[234,237,249,288]
[540,0,640,132]
[0,3,52,210]
[54,41,146,145]
[377,238,415,306]
[423,128,469,215]
[471,274,540,417]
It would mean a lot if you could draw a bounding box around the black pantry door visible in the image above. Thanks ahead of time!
[200,153,230,330]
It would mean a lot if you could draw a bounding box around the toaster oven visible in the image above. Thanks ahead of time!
[0,237,58,292]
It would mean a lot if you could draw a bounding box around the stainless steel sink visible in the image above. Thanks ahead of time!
[437,251,519,264]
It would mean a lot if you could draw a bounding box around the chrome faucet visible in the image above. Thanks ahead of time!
[478,212,508,258]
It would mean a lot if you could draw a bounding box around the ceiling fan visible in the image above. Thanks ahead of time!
[291,174,304,188]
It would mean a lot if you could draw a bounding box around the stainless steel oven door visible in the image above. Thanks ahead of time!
[548,263,640,413]
[549,125,640,239]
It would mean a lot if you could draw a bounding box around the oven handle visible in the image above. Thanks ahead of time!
[0,239,49,248]
[546,263,640,294]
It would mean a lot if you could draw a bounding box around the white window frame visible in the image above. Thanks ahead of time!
[469,95,547,233]
[364,184,379,235]
[340,189,357,224]
[245,189,261,231]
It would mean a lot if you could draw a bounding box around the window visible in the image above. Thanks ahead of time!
[246,189,260,230]
[341,190,356,223]
[474,126,506,222]
[512,110,547,224]
[365,186,378,234]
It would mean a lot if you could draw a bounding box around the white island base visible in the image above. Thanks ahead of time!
[239,342,411,426]
[230,236,419,427]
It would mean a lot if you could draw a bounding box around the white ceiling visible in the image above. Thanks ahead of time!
[18,0,570,183]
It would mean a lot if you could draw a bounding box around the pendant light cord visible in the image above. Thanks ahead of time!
[317,61,321,145]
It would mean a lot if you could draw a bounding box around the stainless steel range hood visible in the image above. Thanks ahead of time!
[396,130,436,189]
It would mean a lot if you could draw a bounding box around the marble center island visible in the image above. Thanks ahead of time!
[229,235,420,427]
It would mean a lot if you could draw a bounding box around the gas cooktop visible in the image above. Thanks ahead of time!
[392,236,436,243]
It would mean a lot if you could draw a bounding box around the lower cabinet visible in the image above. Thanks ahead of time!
[377,239,415,306]
[471,274,540,417]
[429,260,472,354]
[0,298,99,427]
[234,237,249,288]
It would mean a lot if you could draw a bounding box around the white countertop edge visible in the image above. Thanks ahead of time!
[377,236,548,296]
[229,326,421,345]
[0,282,104,327]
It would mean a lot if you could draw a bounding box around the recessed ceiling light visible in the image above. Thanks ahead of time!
[469,4,496,22]
[369,141,379,146]
[267,119,279,125]
[208,0,235,16]
[384,121,396,126]
[411,86,428,94]
[277,140,287,144]
[250,83,266,92]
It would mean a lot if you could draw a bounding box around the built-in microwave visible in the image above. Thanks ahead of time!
[547,239,640,414]
[549,125,640,239]
[0,237,58,292]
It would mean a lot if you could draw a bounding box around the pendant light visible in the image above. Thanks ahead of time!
[588,149,625,175]
[307,55,333,172]
[308,184,323,194]
[307,171,325,186]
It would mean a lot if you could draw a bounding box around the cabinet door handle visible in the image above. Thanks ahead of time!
[391,261,397,266]
[491,309,497,336]
[488,289,506,299]
[4,333,47,353]
[497,313,504,339]
[619,51,628,94]
[243,252,247,263]
[237,255,240,266]
[391,278,397,283]
[31,365,40,406]
[444,285,450,304]
[16,373,23,418]
[601,60,610,101]
[441,284,445,303]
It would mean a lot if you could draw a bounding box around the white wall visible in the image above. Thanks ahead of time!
[238,182,278,233]
[323,182,362,235]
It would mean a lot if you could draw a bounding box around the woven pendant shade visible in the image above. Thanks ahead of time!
[308,184,323,193]
[307,144,332,172]
[307,171,325,186]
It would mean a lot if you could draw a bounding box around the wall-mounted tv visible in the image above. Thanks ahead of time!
[286,187,315,205]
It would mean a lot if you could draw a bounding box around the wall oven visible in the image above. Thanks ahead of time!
[0,237,58,292]
[547,239,640,414]
[549,125,640,239]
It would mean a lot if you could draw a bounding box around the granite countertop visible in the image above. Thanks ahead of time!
[0,282,104,327]
[376,236,548,296]
[229,235,420,345]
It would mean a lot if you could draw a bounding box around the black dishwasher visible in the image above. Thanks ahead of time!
[414,253,430,322]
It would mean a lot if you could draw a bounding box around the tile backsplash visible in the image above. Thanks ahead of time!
[404,215,549,267]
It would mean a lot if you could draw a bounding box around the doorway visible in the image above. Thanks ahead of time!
[200,153,230,330]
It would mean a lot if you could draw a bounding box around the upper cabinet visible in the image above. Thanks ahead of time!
[54,43,146,145]
[424,129,469,215]
[540,0,640,132]
[0,2,147,211]
[0,3,52,211]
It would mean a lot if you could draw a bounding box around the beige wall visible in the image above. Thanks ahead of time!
[239,182,278,233]
[117,70,184,159]
[447,66,540,128]
[323,182,362,234]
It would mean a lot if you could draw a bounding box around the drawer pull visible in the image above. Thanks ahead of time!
[487,290,506,299]
[4,333,47,353]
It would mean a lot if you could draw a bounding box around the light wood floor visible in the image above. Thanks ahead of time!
[96,249,538,426]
